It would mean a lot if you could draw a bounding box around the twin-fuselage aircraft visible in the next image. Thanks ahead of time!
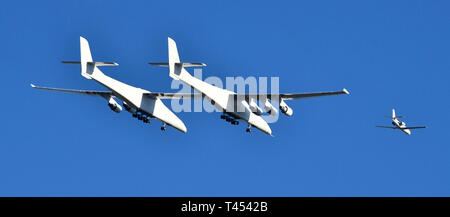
[31,37,349,135]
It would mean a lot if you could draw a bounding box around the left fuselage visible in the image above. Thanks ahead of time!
[89,67,187,133]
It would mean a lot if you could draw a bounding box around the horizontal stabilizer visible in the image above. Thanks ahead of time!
[62,61,118,66]
[148,62,206,67]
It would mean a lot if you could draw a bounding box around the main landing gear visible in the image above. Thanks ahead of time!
[161,122,167,131]
[246,124,252,133]
[132,112,151,124]
[221,114,239,125]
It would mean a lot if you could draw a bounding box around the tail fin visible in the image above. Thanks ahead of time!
[392,109,396,119]
[168,37,182,80]
[62,37,117,79]
[80,36,94,79]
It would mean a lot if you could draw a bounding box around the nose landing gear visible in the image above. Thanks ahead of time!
[161,122,167,131]
[143,117,151,123]
[246,125,252,133]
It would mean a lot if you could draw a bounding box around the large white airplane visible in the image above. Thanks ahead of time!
[31,37,187,133]
[148,37,350,135]
[376,109,426,135]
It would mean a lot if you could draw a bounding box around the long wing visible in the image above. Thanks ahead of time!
[143,88,349,100]
[278,88,350,100]
[402,126,426,129]
[143,92,203,99]
[30,83,113,99]
[238,88,350,100]
[376,126,399,129]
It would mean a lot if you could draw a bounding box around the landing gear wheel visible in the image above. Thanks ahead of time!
[161,126,166,131]
[246,124,252,133]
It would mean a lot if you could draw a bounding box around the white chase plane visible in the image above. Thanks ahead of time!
[147,38,350,135]
[376,109,426,135]
[31,37,187,133]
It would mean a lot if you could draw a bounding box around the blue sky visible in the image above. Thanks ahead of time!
[1,0,449,196]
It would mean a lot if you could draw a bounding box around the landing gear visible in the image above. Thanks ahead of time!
[246,125,252,133]
[143,117,151,123]
[161,122,167,131]
[222,113,240,125]
[132,113,138,118]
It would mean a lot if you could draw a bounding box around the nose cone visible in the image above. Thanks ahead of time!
[257,121,272,135]
[248,113,272,135]
[164,110,187,133]
[142,97,188,133]
[175,121,188,133]
[405,129,411,135]
[263,123,272,135]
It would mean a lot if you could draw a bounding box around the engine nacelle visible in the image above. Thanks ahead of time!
[279,100,293,116]
[264,100,278,116]
[108,97,122,113]
[249,98,263,115]
[122,101,137,114]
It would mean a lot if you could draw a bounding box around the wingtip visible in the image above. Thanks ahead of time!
[343,88,350,95]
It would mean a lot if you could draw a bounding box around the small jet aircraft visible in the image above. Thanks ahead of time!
[376,109,426,135]
[148,38,350,135]
[31,37,187,133]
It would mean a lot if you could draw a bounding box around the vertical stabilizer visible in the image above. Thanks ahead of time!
[392,109,396,119]
[80,36,94,79]
[168,37,181,79]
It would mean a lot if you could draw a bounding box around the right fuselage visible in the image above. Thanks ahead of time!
[175,67,272,135]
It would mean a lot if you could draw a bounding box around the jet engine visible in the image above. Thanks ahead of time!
[264,100,278,116]
[108,97,122,113]
[249,98,263,115]
[279,100,293,116]
[122,101,137,113]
